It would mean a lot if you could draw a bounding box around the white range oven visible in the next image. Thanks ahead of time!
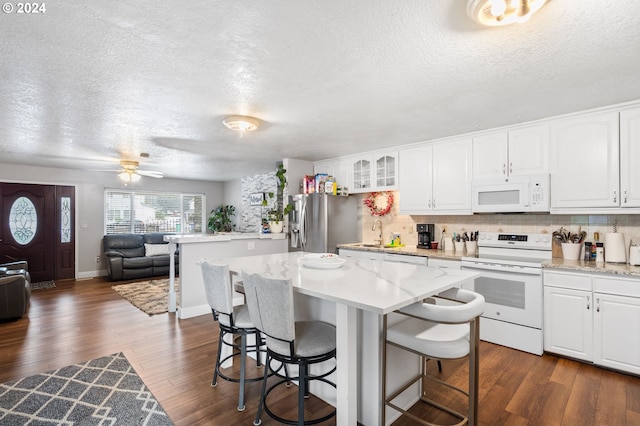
[460,232,552,355]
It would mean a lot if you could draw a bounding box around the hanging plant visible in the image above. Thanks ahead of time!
[363,191,393,216]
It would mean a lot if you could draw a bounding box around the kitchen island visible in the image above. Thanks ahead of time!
[218,251,480,426]
[164,233,287,319]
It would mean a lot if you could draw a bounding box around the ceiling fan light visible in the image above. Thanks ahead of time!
[467,0,548,26]
[223,115,260,134]
[118,171,141,182]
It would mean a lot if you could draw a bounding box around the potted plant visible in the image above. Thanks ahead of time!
[266,209,284,233]
[208,204,236,233]
[262,164,293,233]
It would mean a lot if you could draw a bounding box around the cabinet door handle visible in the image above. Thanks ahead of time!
[613,190,617,204]
[432,199,436,208]
[509,162,513,175]
[503,163,506,175]
[586,295,590,310]
[596,298,600,313]
[624,189,628,204]
[428,199,431,208]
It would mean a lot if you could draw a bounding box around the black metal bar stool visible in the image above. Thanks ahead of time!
[200,262,265,411]
[242,271,337,426]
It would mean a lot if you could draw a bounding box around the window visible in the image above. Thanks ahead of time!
[104,190,205,235]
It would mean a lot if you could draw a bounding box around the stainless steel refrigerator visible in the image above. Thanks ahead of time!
[289,193,359,253]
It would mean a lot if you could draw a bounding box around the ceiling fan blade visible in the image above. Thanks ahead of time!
[137,170,164,178]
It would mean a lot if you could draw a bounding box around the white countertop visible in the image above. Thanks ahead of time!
[164,232,286,244]
[337,243,470,261]
[218,251,479,315]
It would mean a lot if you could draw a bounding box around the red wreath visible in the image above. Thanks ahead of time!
[363,191,394,216]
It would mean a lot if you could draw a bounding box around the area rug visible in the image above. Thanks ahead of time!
[0,352,173,425]
[112,278,179,316]
[31,280,56,291]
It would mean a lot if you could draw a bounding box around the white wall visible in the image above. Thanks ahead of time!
[0,162,224,279]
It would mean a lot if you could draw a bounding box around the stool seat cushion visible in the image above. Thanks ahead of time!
[229,304,253,328]
[268,321,336,358]
[387,318,470,360]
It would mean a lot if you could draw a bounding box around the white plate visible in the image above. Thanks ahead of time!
[301,253,346,269]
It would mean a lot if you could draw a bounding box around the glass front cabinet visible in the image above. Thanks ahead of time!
[350,151,397,193]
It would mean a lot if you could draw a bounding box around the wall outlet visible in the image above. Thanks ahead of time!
[95,256,101,263]
[247,241,255,250]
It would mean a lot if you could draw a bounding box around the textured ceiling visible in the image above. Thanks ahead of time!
[1,0,640,181]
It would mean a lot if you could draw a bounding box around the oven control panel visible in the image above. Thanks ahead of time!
[478,232,552,250]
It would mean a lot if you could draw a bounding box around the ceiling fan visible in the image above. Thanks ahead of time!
[116,160,164,182]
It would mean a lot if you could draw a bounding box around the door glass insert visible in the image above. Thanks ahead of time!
[61,196,71,243]
[9,196,37,245]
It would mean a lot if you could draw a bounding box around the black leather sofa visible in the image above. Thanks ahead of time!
[102,233,179,281]
[0,261,31,320]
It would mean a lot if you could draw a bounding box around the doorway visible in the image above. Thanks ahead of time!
[0,183,75,282]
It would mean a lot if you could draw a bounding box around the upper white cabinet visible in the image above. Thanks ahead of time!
[550,111,620,209]
[620,107,640,207]
[373,151,398,190]
[349,150,398,193]
[399,138,472,215]
[314,158,350,192]
[472,124,549,179]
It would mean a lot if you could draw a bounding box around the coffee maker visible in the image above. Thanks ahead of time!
[417,224,435,249]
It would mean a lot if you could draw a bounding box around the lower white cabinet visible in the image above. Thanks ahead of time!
[544,270,640,375]
[544,285,593,361]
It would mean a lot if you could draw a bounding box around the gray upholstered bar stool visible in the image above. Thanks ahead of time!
[200,262,265,411]
[382,288,485,426]
[242,271,337,426]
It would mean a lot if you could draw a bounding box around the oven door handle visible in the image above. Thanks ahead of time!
[461,262,541,275]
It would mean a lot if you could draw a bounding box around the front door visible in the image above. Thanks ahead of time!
[0,183,75,282]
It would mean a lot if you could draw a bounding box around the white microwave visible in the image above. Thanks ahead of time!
[471,174,550,213]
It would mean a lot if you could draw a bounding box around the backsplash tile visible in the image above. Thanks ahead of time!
[359,191,640,254]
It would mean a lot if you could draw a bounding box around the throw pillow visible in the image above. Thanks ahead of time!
[145,243,170,257]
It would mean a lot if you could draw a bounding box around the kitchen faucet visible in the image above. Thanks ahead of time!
[372,219,383,246]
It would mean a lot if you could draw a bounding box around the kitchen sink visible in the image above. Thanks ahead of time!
[352,243,382,248]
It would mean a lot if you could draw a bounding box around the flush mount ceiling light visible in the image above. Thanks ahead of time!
[223,115,260,137]
[467,0,549,26]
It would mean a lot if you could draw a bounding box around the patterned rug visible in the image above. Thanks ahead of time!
[31,280,56,291]
[0,352,173,425]
[112,278,179,316]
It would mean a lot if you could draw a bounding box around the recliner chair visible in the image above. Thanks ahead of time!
[0,261,31,320]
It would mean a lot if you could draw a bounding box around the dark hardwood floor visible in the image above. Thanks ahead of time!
[2,277,640,425]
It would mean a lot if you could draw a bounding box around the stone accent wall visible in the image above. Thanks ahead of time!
[360,191,640,256]
[240,172,278,232]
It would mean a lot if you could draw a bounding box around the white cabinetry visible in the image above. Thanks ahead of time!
[472,124,549,179]
[314,158,350,192]
[543,271,592,361]
[543,269,640,375]
[593,276,640,375]
[549,111,619,209]
[349,151,398,194]
[399,138,472,215]
[620,107,640,207]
